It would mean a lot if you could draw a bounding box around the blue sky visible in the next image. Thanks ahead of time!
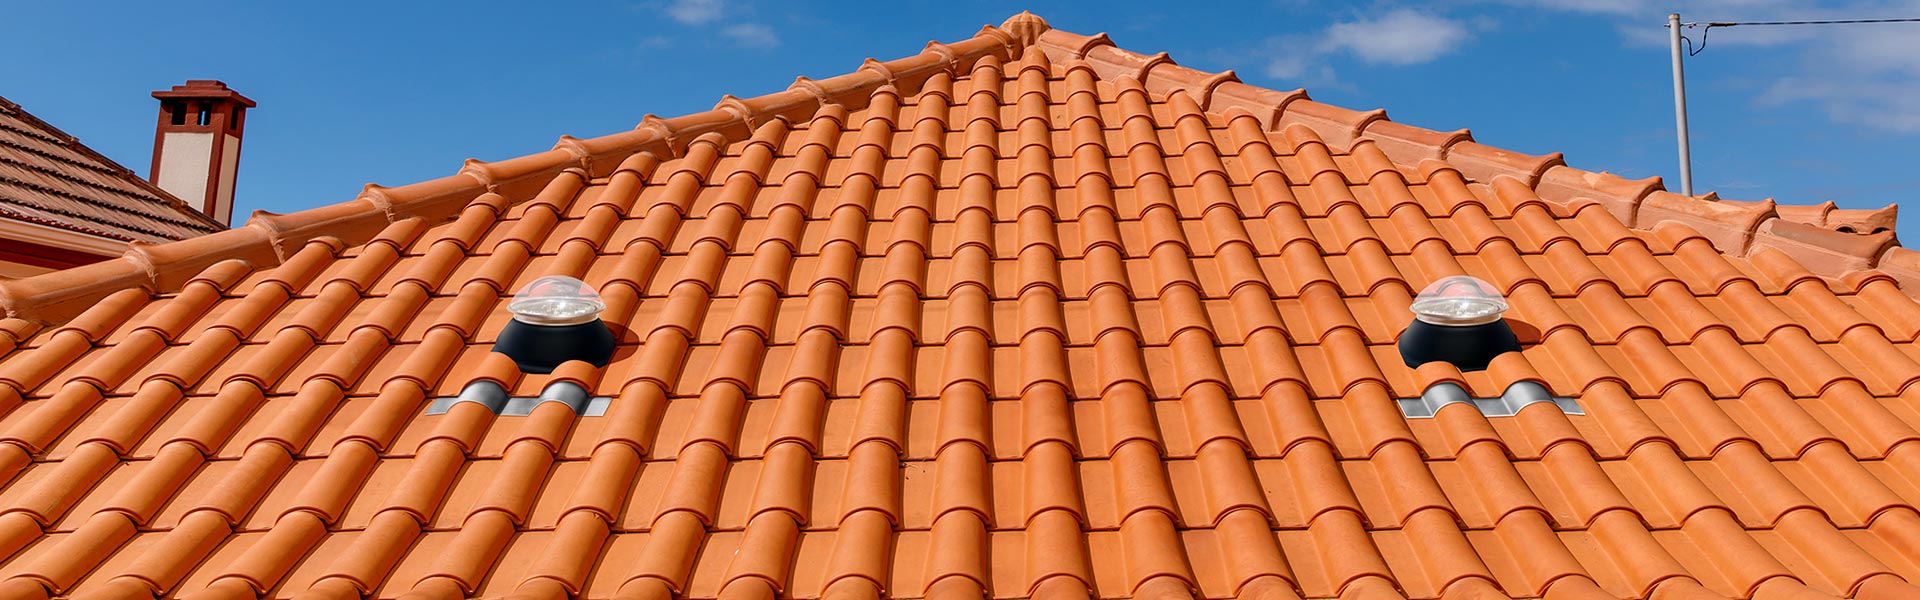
[7,1,1920,242]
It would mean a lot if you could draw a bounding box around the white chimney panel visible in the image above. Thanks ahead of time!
[155,131,214,210]
[215,134,241,224]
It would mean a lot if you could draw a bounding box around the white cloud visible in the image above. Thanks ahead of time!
[1238,0,1920,135]
[1517,0,1646,14]
[654,0,782,49]
[664,0,724,25]
[1498,0,1811,18]
[721,23,780,48]
[1760,25,1920,132]
[1260,35,1320,79]
[1256,9,1471,84]
[1827,20,1920,75]
[1322,10,1470,65]
[1243,1,1920,133]
[1509,0,1920,133]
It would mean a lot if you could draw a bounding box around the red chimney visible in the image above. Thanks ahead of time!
[150,80,253,226]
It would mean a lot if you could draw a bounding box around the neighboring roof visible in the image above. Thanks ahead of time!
[0,94,225,245]
[2,11,1920,600]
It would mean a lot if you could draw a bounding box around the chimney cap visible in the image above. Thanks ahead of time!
[152,80,255,107]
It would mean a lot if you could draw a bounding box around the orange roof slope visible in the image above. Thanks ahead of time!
[3,12,1920,600]
[0,95,225,243]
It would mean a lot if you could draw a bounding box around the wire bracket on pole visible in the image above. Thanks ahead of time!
[1661,14,1920,198]
[1678,23,1715,56]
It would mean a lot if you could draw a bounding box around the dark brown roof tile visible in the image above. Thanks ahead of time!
[0,97,225,244]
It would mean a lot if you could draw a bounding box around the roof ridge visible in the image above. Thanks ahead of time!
[1027,27,1919,295]
[0,93,224,232]
[6,13,1915,325]
[0,16,1040,324]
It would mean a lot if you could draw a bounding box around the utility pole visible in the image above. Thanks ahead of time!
[1668,13,1694,196]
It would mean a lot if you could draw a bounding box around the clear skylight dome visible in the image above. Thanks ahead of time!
[508,276,606,326]
[1409,276,1508,326]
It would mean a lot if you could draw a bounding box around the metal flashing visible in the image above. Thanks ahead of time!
[1397,381,1582,418]
[426,380,608,416]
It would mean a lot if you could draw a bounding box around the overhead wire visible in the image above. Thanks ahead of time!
[1666,16,1920,56]
[1683,17,1920,26]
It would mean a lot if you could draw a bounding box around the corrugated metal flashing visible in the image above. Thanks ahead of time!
[426,380,610,416]
[1397,381,1582,418]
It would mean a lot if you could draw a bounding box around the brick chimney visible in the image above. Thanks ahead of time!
[149,80,253,226]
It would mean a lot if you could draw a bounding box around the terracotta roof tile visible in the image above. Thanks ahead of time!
[0,95,224,244]
[4,11,1920,600]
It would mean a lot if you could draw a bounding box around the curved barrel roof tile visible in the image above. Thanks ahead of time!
[0,11,1917,600]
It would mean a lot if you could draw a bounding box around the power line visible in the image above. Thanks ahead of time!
[1667,16,1920,56]
[1679,17,1920,27]
[1662,13,1920,195]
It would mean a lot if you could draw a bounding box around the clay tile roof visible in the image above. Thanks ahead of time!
[4,12,1920,600]
[0,95,226,244]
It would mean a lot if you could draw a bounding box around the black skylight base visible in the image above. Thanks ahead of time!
[1397,319,1521,372]
[493,318,616,374]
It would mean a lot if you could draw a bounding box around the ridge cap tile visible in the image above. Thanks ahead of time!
[0,13,1916,600]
